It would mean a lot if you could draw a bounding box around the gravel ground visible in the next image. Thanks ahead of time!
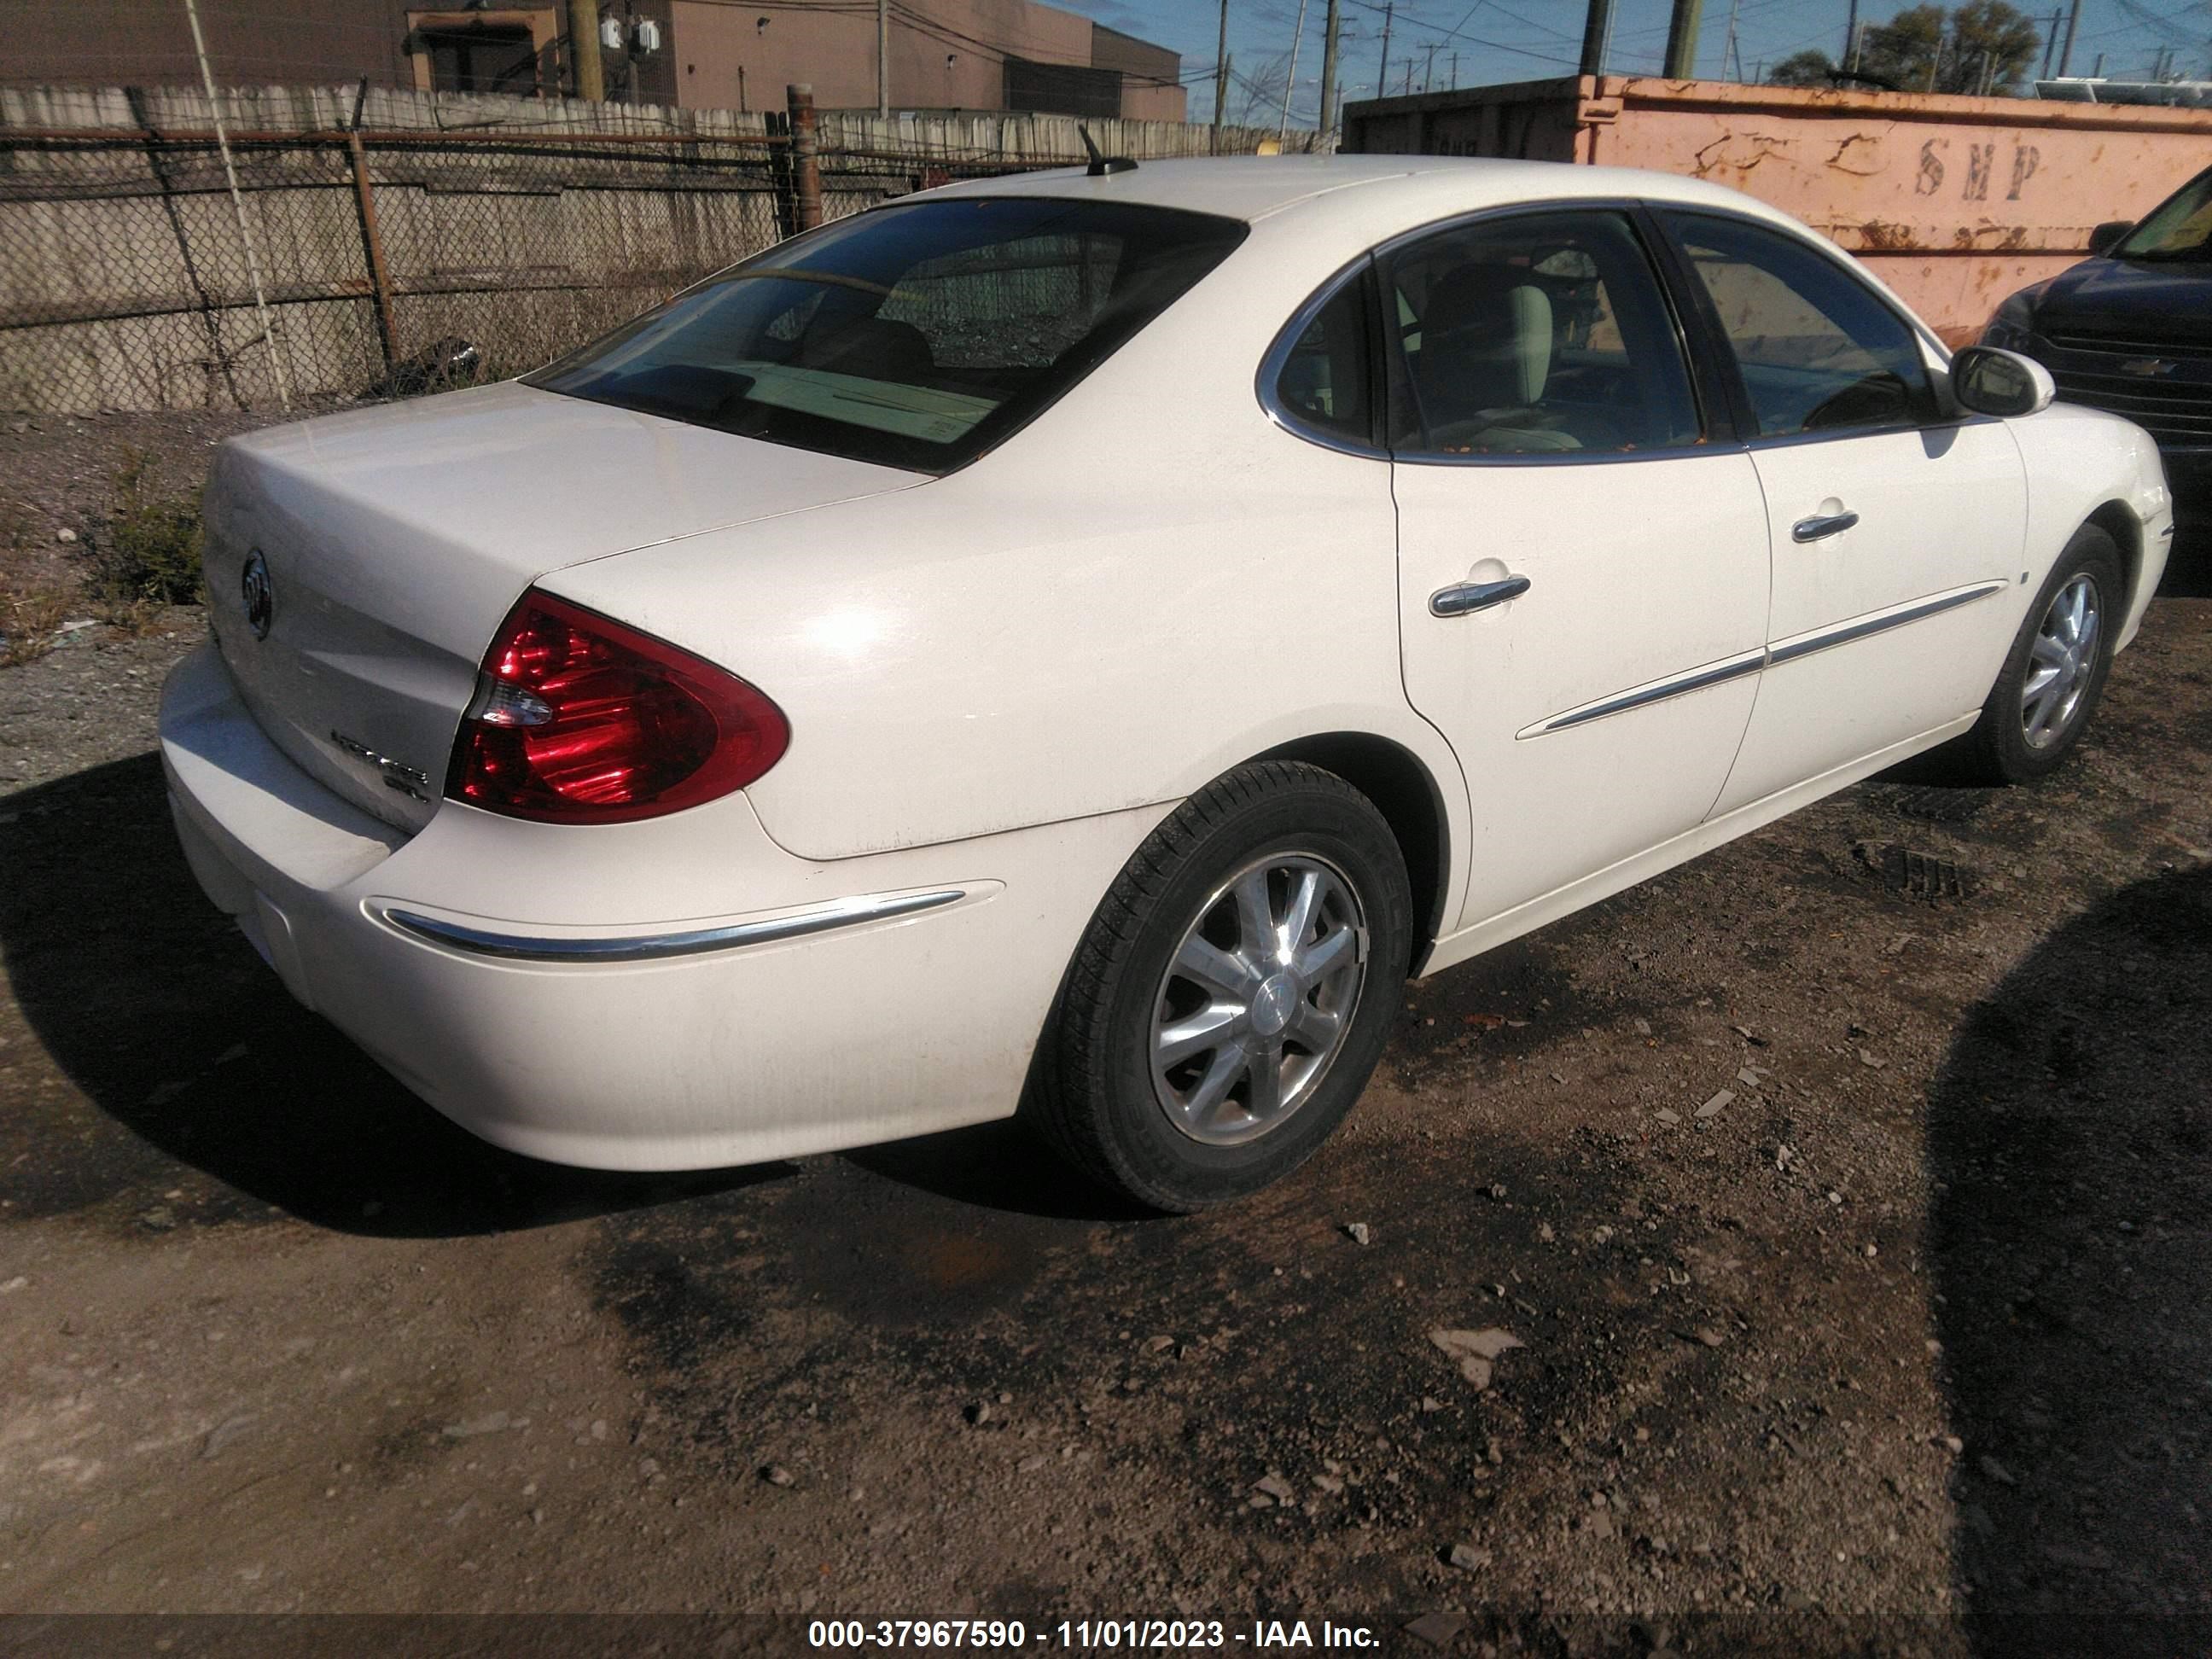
[0,405,350,653]
[0,413,2208,1656]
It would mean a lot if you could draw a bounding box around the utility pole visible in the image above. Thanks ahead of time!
[1423,41,1438,90]
[1317,0,1342,145]
[1662,0,1703,79]
[568,0,603,100]
[1213,0,1230,138]
[1279,0,1311,139]
[1721,0,1741,80]
[1449,50,1458,87]
[876,0,889,116]
[2057,0,2081,75]
[1842,0,1859,69]
[1377,3,1394,97]
[1580,0,1612,75]
[182,0,289,410]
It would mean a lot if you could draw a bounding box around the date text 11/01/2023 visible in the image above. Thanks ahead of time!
[806,1620,1382,1649]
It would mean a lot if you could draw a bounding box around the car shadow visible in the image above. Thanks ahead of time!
[1926,864,2212,1656]
[841,1119,1153,1224]
[0,754,791,1238]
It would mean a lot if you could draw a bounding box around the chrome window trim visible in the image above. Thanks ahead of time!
[376,888,968,963]
[1256,198,1965,466]
[1254,251,1393,461]
[1738,413,2004,454]
[1365,195,1651,264]
[1382,438,1752,470]
[1255,199,1682,464]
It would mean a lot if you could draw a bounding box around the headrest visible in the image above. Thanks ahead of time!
[796,315,936,379]
[1423,265,1553,405]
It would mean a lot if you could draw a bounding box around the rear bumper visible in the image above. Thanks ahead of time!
[160,643,1161,1171]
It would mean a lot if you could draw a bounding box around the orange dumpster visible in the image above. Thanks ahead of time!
[1343,75,2212,345]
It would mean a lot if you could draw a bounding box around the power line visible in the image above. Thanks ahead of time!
[1339,0,1583,67]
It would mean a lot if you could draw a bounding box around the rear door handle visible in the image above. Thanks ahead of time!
[1429,575,1531,617]
[1791,510,1860,543]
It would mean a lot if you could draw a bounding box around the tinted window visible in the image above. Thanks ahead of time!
[1669,213,1935,438]
[1273,276,1375,445]
[1384,211,1702,457]
[527,199,1248,474]
[2115,166,2212,260]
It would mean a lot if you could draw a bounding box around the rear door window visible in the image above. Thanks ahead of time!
[1382,209,1704,458]
[1271,275,1377,446]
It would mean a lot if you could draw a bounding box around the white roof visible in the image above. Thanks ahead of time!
[928,154,1801,234]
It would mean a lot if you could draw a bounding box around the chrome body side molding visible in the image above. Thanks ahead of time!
[1518,649,1766,738]
[1521,580,2010,739]
[1766,580,2011,667]
[379,888,969,963]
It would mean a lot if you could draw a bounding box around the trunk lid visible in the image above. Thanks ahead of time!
[201,381,917,834]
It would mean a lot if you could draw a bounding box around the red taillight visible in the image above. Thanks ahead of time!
[447,590,789,824]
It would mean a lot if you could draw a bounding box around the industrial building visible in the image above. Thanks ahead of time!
[0,0,1185,119]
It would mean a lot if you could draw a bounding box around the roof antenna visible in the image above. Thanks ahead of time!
[1078,124,1137,177]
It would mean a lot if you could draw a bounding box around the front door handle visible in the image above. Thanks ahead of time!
[1429,574,1531,617]
[1791,510,1860,543]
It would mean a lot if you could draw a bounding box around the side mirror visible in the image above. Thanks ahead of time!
[1951,345,2055,418]
[2089,219,2133,256]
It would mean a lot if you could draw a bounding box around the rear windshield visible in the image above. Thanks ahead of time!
[527,196,1249,473]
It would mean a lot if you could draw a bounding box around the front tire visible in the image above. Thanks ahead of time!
[1028,762,1413,1213]
[1950,525,2122,786]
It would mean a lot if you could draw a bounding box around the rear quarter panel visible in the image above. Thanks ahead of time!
[544,214,1472,917]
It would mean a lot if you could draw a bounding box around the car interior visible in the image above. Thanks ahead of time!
[1387,218,1703,457]
[528,200,1249,469]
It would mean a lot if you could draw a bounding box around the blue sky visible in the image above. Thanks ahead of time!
[1052,0,2210,125]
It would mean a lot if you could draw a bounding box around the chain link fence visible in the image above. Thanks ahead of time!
[0,86,1308,416]
[1,128,828,413]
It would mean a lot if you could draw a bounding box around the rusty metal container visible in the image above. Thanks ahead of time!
[1343,76,2212,344]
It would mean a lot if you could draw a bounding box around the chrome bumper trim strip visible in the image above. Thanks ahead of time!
[381,888,967,963]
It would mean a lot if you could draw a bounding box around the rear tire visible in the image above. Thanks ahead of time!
[1946,525,2122,786]
[1027,762,1412,1214]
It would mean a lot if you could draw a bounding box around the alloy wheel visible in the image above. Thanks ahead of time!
[2021,572,2102,750]
[1149,853,1368,1147]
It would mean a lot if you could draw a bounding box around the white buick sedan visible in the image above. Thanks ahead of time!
[161,157,2171,1210]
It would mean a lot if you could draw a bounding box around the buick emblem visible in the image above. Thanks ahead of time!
[241,550,273,640]
[2119,358,2176,378]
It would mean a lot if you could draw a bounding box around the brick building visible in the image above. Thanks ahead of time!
[2,0,1185,119]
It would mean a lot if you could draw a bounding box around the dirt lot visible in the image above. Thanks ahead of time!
[1,413,2208,1656]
